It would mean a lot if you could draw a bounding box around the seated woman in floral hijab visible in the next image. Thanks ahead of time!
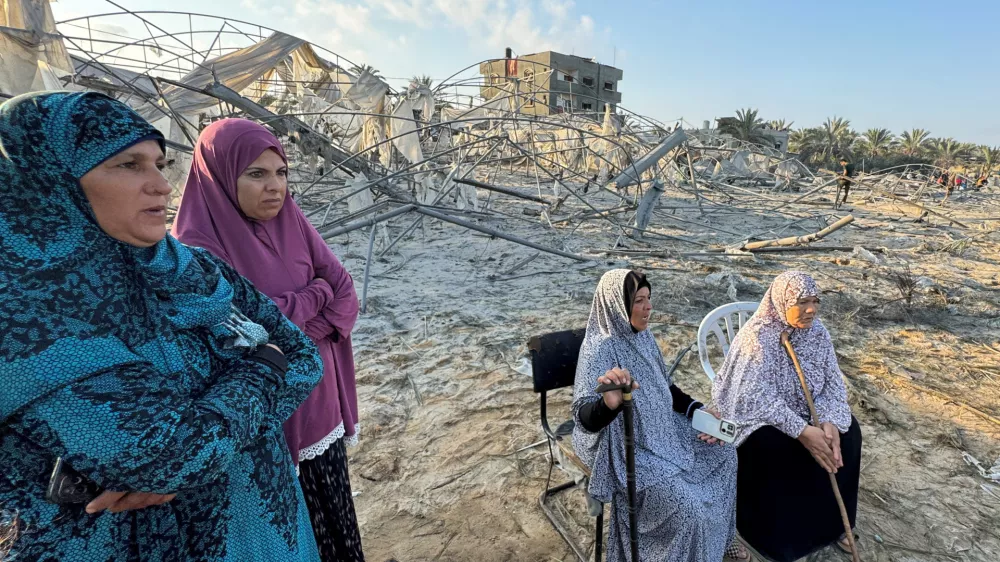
[173,119,363,561]
[712,271,862,562]
[572,269,743,561]
[0,92,322,559]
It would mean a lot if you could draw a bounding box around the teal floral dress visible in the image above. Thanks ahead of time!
[0,92,323,561]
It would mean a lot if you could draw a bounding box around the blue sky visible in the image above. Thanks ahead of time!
[53,0,1000,144]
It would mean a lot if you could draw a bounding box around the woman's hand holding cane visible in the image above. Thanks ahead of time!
[597,368,638,409]
[798,426,838,473]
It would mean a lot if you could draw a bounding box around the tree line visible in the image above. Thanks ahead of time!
[718,108,1000,177]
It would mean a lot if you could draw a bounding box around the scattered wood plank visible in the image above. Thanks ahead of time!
[741,215,855,251]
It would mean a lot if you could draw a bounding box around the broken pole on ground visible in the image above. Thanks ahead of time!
[740,214,855,251]
[412,206,590,262]
[453,177,549,204]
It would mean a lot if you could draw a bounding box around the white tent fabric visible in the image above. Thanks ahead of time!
[347,172,375,215]
[71,55,159,101]
[346,172,389,245]
[405,82,434,121]
[729,151,752,175]
[440,83,517,129]
[137,32,306,121]
[693,158,716,176]
[289,43,348,103]
[0,0,73,96]
[343,69,388,111]
[390,98,424,165]
[774,159,806,179]
[447,164,478,212]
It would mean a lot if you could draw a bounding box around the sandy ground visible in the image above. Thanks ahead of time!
[321,170,1000,562]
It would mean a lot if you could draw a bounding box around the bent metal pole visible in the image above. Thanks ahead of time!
[412,207,589,262]
[780,332,861,562]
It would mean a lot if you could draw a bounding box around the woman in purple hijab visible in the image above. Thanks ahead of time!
[173,119,364,562]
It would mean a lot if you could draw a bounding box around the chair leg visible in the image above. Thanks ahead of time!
[544,437,556,491]
[538,436,591,562]
[594,509,604,562]
[539,487,590,562]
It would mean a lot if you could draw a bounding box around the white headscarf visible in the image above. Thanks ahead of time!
[712,271,852,446]
[573,269,722,501]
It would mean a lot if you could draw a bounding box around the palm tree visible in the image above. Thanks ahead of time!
[928,138,969,168]
[820,116,854,164]
[857,128,896,159]
[979,145,1000,177]
[767,119,794,131]
[789,127,824,164]
[717,108,773,146]
[898,128,931,157]
[410,74,433,89]
[622,115,643,133]
[349,64,382,79]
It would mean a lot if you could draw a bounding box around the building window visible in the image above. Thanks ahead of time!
[489,73,500,85]
[604,81,614,91]
[582,102,593,111]
[582,76,595,87]
[562,73,574,82]
[523,68,534,84]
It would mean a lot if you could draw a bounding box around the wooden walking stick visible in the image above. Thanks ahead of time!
[780,332,861,562]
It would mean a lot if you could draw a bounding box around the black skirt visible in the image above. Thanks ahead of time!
[736,417,862,562]
[298,438,366,562]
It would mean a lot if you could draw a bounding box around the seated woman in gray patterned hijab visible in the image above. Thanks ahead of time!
[572,269,741,562]
[712,271,862,562]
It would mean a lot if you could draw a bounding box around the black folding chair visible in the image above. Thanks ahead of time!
[529,329,605,562]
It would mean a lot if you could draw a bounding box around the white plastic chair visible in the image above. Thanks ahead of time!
[697,302,759,381]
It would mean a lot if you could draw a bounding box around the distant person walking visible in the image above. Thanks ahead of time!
[939,170,952,205]
[834,157,855,209]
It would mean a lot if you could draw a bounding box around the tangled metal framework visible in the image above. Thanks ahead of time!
[47,5,995,311]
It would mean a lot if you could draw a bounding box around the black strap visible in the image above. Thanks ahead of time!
[248,345,288,374]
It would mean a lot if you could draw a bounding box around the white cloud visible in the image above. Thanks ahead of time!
[229,0,614,79]
[358,0,611,60]
[368,0,435,28]
[542,0,575,20]
[241,0,287,16]
[430,0,494,31]
[294,0,371,34]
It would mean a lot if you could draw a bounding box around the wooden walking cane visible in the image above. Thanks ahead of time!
[780,332,861,562]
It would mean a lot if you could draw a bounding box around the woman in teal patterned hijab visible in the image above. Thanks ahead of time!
[0,91,323,560]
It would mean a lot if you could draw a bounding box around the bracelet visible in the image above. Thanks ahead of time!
[686,401,703,419]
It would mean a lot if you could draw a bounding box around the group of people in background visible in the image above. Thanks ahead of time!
[0,92,363,561]
[1,89,861,562]
[836,154,992,211]
[573,270,861,562]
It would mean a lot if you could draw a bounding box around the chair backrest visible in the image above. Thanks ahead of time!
[697,302,759,381]
[528,329,587,393]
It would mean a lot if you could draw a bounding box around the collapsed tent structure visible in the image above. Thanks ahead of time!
[2,3,989,312]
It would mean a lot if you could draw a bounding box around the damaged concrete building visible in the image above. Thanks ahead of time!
[479,50,622,119]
